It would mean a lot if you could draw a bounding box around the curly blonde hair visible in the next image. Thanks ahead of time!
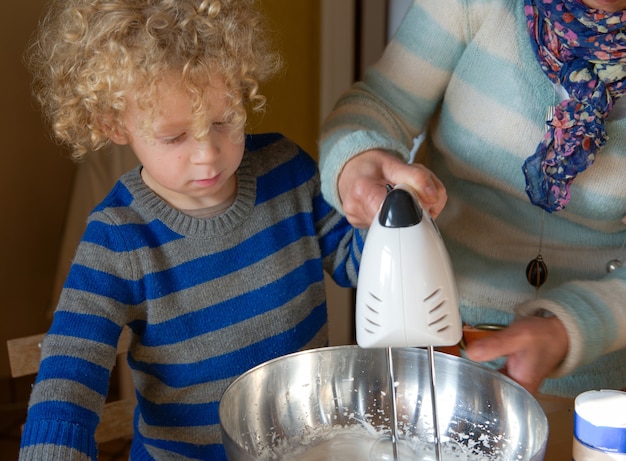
[26,0,282,160]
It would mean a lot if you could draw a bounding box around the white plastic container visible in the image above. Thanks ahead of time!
[573,390,626,461]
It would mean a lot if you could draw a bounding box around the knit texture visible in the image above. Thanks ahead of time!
[320,0,626,397]
[20,133,364,460]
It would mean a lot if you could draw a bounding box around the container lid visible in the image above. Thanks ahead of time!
[574,390,626,453]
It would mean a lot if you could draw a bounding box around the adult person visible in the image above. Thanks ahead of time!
[320,0,626,400]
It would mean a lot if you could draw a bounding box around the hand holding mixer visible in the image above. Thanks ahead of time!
[356,184,462,460]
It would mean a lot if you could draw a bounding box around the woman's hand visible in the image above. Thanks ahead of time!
[337,149,447,228]
[464,316,569,395]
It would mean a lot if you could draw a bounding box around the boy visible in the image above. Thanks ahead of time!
[21,0,364,459]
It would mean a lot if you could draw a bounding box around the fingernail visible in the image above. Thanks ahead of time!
[424,180,437,198]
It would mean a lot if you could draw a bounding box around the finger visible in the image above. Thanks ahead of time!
[466,335,543,394]
[464,330,515,362]
[424,175,447,218]
[465,317,546,362]
[382,162,447,218]
[504,352,545,395]
[336,151,388,227]
[341,178,388,228]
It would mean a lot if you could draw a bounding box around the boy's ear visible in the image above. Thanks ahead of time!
[101,117,129,145]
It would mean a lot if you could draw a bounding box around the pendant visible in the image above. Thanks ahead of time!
[526,254,548,288]
[606,259,623,273]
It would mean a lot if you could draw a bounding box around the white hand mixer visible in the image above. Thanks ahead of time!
[356,184,462,460]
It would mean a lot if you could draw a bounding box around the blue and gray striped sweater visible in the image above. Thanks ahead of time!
[20,133,364,460]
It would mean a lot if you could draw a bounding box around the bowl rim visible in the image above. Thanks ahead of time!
[219,345,543,412]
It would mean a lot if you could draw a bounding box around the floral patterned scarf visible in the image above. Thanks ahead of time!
[523,0,626,212]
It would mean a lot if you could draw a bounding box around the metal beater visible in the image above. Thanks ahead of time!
[356,184,462,460]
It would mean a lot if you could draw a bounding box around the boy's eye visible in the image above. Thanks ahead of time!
[163,133,186,144]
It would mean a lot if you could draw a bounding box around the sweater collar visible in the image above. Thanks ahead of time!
[121,152,256,238]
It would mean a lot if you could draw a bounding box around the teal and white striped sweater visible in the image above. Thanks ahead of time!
[20,133,364,460]
[320,0,626,397]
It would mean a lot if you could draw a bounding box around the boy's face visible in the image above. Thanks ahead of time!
[113,78,245,211]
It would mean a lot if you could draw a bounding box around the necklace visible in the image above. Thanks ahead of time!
[525,95,555,290]
[526,211,548,288]
[524,89,626,289]
[526,209,626,289]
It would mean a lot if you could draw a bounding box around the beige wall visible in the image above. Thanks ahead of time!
[251,2,321,156]
[0,3,76,385]
[0,2,322,387]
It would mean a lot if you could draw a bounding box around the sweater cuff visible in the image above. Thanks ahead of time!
[20,419,95,460]
[515,298,583,378]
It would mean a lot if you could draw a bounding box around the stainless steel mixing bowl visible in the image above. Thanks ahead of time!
[219,345,548,460]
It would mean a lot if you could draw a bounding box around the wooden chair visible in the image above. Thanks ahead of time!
[7,326,135,444]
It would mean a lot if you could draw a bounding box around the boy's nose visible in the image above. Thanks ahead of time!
[191,139,219,162]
